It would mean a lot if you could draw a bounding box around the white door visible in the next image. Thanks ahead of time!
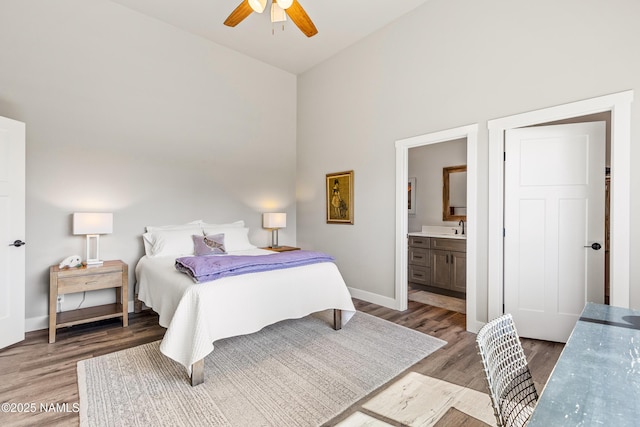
[504,122,605,343]
[0,116,26,349]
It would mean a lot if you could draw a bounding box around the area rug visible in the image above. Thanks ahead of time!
[77,312,446,427]
[337,372,495,426]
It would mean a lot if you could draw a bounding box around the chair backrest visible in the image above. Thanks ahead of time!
[476,313,538,427]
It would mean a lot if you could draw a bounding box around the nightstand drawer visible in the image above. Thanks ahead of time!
[58,272,122,294]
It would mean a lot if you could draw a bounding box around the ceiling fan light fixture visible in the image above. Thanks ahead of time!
[224,0,318,38]
[271,2,287,23]
[276,0,294,9]
[248,0,267,13]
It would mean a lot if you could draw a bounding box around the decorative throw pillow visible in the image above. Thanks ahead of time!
[193,233,227,256]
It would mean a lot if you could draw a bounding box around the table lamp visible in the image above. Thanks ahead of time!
[263,212,286,248]
[73,212,113,266]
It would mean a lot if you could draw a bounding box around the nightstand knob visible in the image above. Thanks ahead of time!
[9,240,25,247]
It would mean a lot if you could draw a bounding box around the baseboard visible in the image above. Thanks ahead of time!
[466,319,485,334]
[25,315,49,333]
[348,287,399,310]
[25,299,137,333]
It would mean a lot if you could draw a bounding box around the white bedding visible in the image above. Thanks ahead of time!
[135,248,356,371]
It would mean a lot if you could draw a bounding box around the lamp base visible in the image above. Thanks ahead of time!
[85,234,103,267]
[84,259,104,267]
[270,229,280,248]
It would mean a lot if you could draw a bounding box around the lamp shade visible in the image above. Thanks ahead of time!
[277,0,293,9]
[263,212,286,229]
[248,0,267,13]
[73,213,113,235]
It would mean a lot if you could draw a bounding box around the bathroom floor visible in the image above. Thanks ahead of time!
[408,288,466,314]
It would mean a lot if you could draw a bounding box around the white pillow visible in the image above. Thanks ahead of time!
[141,221,246,256]
[200,220,245,229]
[202,227,256,252]
[143,227,203,257]
[142,232,154,256]
[145,220,203,233]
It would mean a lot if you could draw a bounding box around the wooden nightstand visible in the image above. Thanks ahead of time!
[49,260,128,343]
[261,246,301,253]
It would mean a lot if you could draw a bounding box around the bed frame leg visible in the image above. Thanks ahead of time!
[333,309,342,330]
[191,359,204,386]
[134,293,142,313]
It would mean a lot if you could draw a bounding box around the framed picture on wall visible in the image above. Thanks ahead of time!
[408,177,416,215]
[326,170,354,224]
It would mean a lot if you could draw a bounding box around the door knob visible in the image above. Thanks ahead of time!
[9,240,25,247]
[584,242,602,250]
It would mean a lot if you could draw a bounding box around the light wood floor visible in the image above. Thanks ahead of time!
[0,299,564,426]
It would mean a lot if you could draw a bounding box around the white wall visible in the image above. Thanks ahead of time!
[0,0,297,329]
[408,139,466,232]
[297,0,640,317]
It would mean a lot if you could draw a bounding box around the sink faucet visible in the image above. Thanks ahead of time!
[459,219,465,235]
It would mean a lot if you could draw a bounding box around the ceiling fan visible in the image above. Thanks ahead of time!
[224,0,318,38]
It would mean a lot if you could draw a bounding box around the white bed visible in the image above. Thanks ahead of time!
[136,247,356,385]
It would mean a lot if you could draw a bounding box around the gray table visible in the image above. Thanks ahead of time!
[528,302,640,426]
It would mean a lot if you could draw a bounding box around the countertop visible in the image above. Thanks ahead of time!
[408,232,466,240]
[408,225,466,240]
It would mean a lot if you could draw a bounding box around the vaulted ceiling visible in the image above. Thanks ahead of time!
[109,0,430,74]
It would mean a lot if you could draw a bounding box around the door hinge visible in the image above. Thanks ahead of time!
[503,228,505,237]
[504,152,506,161]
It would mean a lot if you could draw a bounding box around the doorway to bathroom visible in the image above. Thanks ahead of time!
[407,139,467,313]
[394,124,480,333]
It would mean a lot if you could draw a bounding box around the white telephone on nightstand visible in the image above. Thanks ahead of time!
[59,255,82,269]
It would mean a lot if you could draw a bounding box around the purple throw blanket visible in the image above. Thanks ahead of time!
[175,250,335,283]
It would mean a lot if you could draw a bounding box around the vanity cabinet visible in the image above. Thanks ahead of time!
[408,236,430,287]
[430,238,466,293]
[408,235,466,295]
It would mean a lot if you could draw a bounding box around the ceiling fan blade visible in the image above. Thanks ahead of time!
[284,0,318,37]
[224,0,254,27]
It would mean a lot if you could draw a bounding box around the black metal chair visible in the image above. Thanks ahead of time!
[476,314,538,427]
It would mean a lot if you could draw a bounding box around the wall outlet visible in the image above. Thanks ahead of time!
[57,295,64,303]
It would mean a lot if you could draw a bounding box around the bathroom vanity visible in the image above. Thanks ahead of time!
[408,226,466,295]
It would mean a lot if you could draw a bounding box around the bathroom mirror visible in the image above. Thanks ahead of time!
[443,165,467,221]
